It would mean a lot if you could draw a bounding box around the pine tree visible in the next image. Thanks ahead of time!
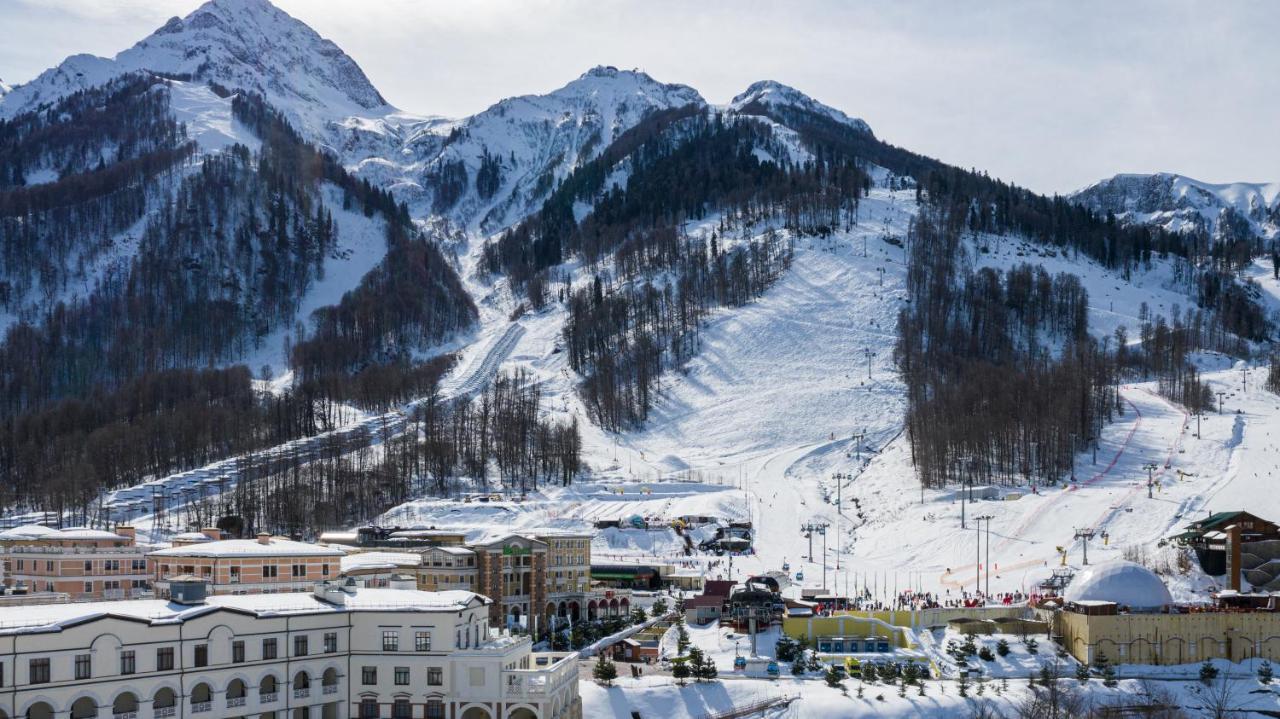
[996,638,1010,657]
[825,666,845,688]
[688,647,706,682]
[671,657,691,686]
[1200,659,1219,686]
[592,654,618,686]
[1260,659,1274,685]
[1075,660,1091,683]
[696,651,718,681]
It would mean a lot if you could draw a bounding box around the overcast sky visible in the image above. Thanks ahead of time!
[1,0,1276,195]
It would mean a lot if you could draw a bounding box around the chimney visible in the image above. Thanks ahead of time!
[257,532,272,545]
[201,527,223,541]
[1227,524,1243,592]
[114,525,136,541]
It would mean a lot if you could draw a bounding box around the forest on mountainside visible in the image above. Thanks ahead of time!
[565,228,792,429]
[485,110,866,429]
[164,369,580,536]
[0,81,495,521]
[483,110,866,292]
[757,102,1271,345]
[898,209,1226,491]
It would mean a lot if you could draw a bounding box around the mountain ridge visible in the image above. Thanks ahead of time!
[1072,171,1280,242]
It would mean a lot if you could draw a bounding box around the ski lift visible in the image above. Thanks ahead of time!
[795,571,805,582]
[733,656,747,670]
[766,661,780,677]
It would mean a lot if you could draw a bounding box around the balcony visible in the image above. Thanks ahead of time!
[191,702,212,714]
[259,693,278,704]
[322,685,339,696]
[226,697,246,708]
[154,709,175,719]
[503,652,578,700]
[293,689,310,700]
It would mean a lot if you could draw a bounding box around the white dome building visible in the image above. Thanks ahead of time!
[1063,560,1173,611]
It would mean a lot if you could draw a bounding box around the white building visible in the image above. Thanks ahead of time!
[0,579,580,719]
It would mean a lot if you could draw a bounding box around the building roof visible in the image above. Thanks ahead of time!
[149,537,346,558]
[0,587,484,635]
[0,526,126,542]
[0,524,59,539]
[683,595,724,609]
[704,580,737,597]
[340,552,422,574]
[1063,560,1173,610]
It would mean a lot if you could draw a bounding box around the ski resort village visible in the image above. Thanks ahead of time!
[0,0,1279,717]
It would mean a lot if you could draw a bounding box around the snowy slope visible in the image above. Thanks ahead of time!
[1072,172,1280,242]
[0,0,393,145]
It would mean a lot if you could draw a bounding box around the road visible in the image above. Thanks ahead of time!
[4,322,529,531]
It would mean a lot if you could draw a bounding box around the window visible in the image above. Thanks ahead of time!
[323,632,338,653]
[84,560,92,571]
[157,647,174,671]
[415,632,431,652]
[120,650,135,675]
[83,581,93,594]
[29,658,50,684]
[292,564,306,577]
[427,667,442,686]
[194,644,208,668]
[361,666,377,685]
[132,559,147,571]
[359,699,378,719]
[263,565,278,578]
[426,701,444,719]
[293,635,309,657]
[393,699,411,719]
[230,566,240,583]
[75,653,93,679]
[382,630,399,651]
[321,564,330,577]
[262,638,278,660]
[232,640,245,663]
[394,667,410,685]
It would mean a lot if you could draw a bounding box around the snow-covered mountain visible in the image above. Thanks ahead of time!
[0,0,393,144]
[729,79,873,135]
[349,66,707,232]
[1072,172,1280,243]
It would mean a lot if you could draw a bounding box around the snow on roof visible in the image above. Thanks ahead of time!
[0,587,483,635]
[52,528,129,541]
[0,525,60,540]
[172,531,213,542]
[340,552,422,573]
[1063,560,1173,610]
[149,537,345,558]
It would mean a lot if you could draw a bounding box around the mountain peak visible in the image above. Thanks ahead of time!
[0,0,392,138]
[1072,172,1280,241]
[730,79,872,135]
